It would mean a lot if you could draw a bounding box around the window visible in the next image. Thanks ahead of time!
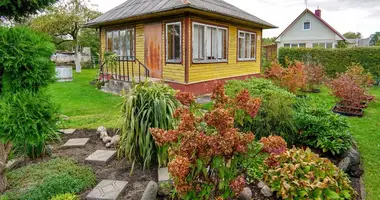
[166,22,181,63]
[304,21,311,30]
[193,22,227,62]
[106,28,135,58]
[238,30,256,61]
[284,43,306,48]
[313,43,333,49]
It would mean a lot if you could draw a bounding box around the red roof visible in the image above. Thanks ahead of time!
[276,9,346,41]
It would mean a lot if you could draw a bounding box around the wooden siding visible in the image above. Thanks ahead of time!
[188,17,262,83]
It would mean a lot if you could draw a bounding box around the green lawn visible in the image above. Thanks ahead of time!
[48,69,122,129]
[310,87,380,200]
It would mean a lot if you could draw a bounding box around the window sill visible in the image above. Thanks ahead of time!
[166,60,182,64]
[238,59,256,62]
[192,60,228,64]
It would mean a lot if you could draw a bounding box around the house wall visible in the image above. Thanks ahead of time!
[276,12,342,49]
[187,17,262,83]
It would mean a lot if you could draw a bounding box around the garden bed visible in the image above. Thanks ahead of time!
[333,105,364,117]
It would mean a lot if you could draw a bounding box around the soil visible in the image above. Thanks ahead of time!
[50,129,157,200]
[333,105,364,117]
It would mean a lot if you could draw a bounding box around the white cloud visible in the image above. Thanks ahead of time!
[90,0,380,38]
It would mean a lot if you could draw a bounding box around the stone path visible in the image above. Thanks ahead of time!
[158,167,170,183]
[86,180,128,200]
[63,138,90,148]
[85,150,116,165]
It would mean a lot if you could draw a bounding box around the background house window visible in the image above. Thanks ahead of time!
[193,22,227,62]
[106,28,135,58]
[284,43,305,48]
[238,30,256,60]
[166,22,181,63]
[304,21,311,30]
[313,43,333,49]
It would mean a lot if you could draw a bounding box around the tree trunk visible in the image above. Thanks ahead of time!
[0,142,12,193]
[75,40,81,73]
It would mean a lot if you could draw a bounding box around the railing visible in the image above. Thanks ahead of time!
[99,56,150,83]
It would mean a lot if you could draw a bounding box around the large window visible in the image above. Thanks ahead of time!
[106,28,135,58]
[193,22,227,62]
[284,43,306,48]
[313,43,333,49]
[238,30,256,61]
[166,22,181,63]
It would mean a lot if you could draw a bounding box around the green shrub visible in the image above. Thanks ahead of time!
[119,82,180,170]
[240,142,267,183]
[51,193,79,200]
[0,26,56,94]
[278,47,380,78]
[0,90,60,159]
[264,147,356,200]
[1,158,96,200]
[293,97,352,155]
[225,78,297,142]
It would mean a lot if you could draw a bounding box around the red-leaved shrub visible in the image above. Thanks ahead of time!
[260,135,287,155]
[304,63,325,91]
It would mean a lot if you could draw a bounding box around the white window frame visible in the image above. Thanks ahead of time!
[303,21,311,31]
[192,22,228,63]
[166,22,182,63]
[284,43,306,48]
[313,42,333,49]
[106,28,135,59]
[238,30,257,61]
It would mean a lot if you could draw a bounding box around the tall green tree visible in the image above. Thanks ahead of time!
[31,0,101,72]
[0,0,57,21]
[343,32,362,39]
[370,32,380,46]
[263,37,277,45]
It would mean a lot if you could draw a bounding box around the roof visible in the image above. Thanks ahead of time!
[276,9,346,41]
[86,0,277,28]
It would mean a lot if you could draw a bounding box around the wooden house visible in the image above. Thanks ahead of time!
[86,0,276,94]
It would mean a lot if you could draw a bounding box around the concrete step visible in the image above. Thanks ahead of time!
[85,150,116,165]
[86,180,128,200]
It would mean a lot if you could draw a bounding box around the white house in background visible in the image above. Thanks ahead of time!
[275,8,348,49]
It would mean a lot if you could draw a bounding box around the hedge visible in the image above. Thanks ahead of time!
[278,47,380,77]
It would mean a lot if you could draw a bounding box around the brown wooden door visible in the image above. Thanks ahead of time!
[144,23,162,78]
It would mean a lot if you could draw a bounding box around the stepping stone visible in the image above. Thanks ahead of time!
[86,180,128,200]
[85,150,116,165]
[6,158,22,170]
[59,129,76,134]
[158,167,171,183]
[63,138,90,148]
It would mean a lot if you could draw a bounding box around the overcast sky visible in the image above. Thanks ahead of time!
[90,0,380,38]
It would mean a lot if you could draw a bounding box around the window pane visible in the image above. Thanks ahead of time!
[174,25,181,60]
[193,24,205,60]
[326,43,333,48]
[245,33,251,58]
[167,25,174,60]
[239,36,245,58]
[211,27,217,60]
[120,30,126,57]
[312,43,319,48]
[113,31,119,55]
[291,44,298,48]
[126,30,131,57]
[107,32,113,52]
[304,22,310,30]
[206,27,212,59]
[251,34,256,59]
[284,44,291,48]
[167,23,181,61]
[299,43,306,48]
[218,29,227,59]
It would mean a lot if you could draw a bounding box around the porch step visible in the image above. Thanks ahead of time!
[100,78,162,95]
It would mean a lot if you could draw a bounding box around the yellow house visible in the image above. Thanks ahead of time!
[86,0,276,94]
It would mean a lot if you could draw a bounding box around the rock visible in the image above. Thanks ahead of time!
[350,164,364,178]
[257,181,266,189]
[157,183,172,196]
[106,142,112,148]
[6,158,22,170]
[100,131,108,139]
[343,148,360,166]
[97,126,107,134]
[102,136,112,144]
[111,135,121,146]
[338,157,351,172]
[141,181,158,200]
[238,187,252,200]
[261,185,273,197]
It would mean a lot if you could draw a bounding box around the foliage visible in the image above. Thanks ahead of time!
[345,64,374,88]
[369,32,380,46]
[51,193,79,200]
[1,158,96,199]
[328,74,374,108]
[262,37,276,45]
[0,0,57,21]
[240,142,267,183]
[265,61,307,94]
[278,47,380,78]
[304,63,325,91]
[119,82,180,170]
[343,32,362,39]
[225,78,296,143]
[264,147,356,200]
[260,136,287,155]
[150,84,261,199]
[0,26,56,94]
[0,91,60,159]
[103,52,118,73]
[293,97,353,155]
[335,41,348,48]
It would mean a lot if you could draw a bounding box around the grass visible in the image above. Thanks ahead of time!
[310,86,380,200]
[48,69,122,129]
[1,158,96,200]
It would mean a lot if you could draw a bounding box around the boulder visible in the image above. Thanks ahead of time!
[140,181,158,200]
[102,136,112,144]
[106,142,112,148]
[338,157,351,172]
[111,135,121,146]
[100,131,108,139]
[97,126,107,134]
[350,164,364,178]
[343,148,360,166]
[261,185,273,197]
[257,181,266,189]
[238,187,252,200]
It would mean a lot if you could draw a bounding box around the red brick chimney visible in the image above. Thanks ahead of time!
[315,7,321,18]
